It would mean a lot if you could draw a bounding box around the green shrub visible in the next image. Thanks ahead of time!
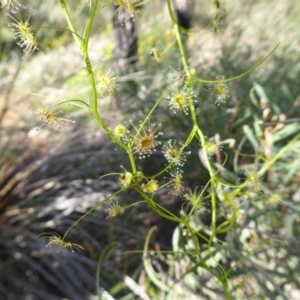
[1,0,300,299]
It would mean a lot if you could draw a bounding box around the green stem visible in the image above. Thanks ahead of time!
[136,185,211,243]
[173,24,198,127]
[83,0,99,46]
[134,81,175,138]
[197,129,218,241]
[128,149,137,174]
[60,0,127,152]
[221,279,232,300]
[172,0,219,247]
[38,25,83,41]
[232,132,300,198]
[192,43,280,84]
[151,162,173,178]
[166,0,190,33]
[217,216,236,233]
[184,126,197,146]
[135,186,181,222]
[59,0,82,47]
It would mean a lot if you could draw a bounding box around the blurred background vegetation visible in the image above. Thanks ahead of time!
[1,0,300,299]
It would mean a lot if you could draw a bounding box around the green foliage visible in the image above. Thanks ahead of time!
[1,0,300,299]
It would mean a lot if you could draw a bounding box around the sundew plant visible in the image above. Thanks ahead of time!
[3,0,300,299]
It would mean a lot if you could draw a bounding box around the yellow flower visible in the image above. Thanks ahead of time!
[243,168,263,194]
[36,106,57,125]
[142,179,159,194]
[114,124,127,137]
[105,199,125,219]
[33,105,75,131]
[211,76,229,105]
[132,121,163,159]
[202,138,220,157]
[163,139,190,166]
[119,166,133,187]
[39,233,84,253]
[6,11,39,58]
[136,171,144,182]
[223,191,239,211]
[95,68,118,96]
[185,187,206,214]
[113,122,130,143]
[166,167,185,196]
[168,90,190,115]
